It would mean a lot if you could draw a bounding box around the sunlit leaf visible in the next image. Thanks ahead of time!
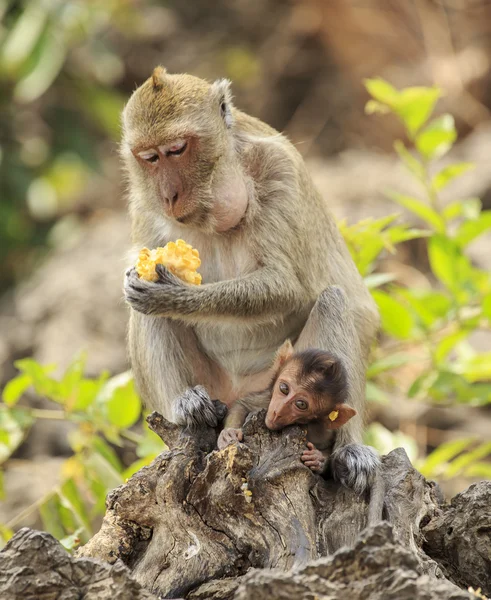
[418,437,474,478]
[415,114,456,160]
[364,423,418,461]
[394,141,425,181]
[60,478,91,534]
[0,406,34,464]
[365,100,391,115]
[91,436,123,473]
[39,493,66,540]
[483,294,491,319]
[459,352,491,382]
[364,78,399,105]
[84,450,123,492]
[428,235,473,298]
[442,197,481,222]
[394,87,442,137]
[13,359,58,400]
[455,211,491,247]
[96,371,141,429]
[137,422,167,458]
[444,442,491,479]
[397,288,452,329]
[432,163,475,192]
[386,191,444,232]
[371,290,414,339]
[2,374,31,406]
[123,455,159,480]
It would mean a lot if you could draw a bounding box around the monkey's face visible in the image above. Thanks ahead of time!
[265,364,323,430]
[121,69,249,233]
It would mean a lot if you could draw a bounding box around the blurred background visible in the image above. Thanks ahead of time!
[1,0,491,539]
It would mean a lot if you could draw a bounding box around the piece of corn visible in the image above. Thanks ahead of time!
[135,240,202,285]
[328,410,339,422]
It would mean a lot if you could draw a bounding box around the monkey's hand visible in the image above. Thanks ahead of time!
[330,444,381,495]
[173,385,227,429]
[124,265,184,315]
[217,428,244,450]
[301,442,327,473]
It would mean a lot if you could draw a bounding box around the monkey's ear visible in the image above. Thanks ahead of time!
[325,404,357,430]
[272,339,294,373]
[210,79,234,128]
[152,66,168,90]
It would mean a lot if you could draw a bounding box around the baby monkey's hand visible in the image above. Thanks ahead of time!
[217,427,243,450]
[301,442,326,473]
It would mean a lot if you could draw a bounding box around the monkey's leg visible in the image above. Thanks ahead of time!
[129,311,225,427]
[295,286,380,494]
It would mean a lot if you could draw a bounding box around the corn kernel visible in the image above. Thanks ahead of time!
[135,240,202,285]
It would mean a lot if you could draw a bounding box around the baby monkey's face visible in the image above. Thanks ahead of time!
[264,354,356,432]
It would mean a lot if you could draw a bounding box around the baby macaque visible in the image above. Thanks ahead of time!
[217,340,356,474]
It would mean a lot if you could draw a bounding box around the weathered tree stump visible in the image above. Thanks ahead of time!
[1,410,490,600]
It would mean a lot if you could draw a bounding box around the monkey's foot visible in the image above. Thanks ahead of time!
[301,442,326,473]
[330,444,380,495]
[173,385,227,429]
[217,428,243,450]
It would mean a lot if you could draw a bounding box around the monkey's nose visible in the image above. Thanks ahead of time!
[165,191,179,209]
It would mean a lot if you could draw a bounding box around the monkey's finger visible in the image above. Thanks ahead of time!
[237,430,243,442]
[306,442,315,450]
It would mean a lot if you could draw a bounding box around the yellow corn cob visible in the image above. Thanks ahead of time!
[135,239,202,285]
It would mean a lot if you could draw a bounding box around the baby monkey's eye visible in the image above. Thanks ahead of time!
[295,399,308,410]
[279,382,289,395]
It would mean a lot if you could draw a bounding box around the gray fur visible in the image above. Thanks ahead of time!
[330,444,381,496]
[173,385,220,429]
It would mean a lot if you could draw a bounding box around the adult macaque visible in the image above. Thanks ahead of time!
[218,340,356,474]
[122,67,380,493]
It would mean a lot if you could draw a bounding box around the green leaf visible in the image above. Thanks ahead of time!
[427,235,472,297]
[2,374,32,406]
[371,290,414,339]
[427,371,471,403]
[465,462,491,478]
[483,294,491,319]
[13,359,58,400]
[91,437,123,473]
[442,197,481,221]
[95,371,141,430]
[84,450,123,492]
[455,211,491,247]
[386,191,445,232]
[123,455,159,480]
[0,406,34,464]
[434,330,469,364]
[39,493,66,540]
[364,423,418,461]
[367,353,418,378]
[397,289,452,329]
[419,437,475,478]
[364,78,399,106]
[394,141,425,180]
[408,371,435,399]
[60,478,91,534]
[432,163,475,192]
[445,442,491,479]
[365,100,391,115]
[364,273,396,289]
[60,527,84,552]
[415,114,457,160]
[394,87,442,137]
[459,352,491,382]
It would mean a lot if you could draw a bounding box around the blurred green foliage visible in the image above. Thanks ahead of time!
[0,0,131,291]
[361,78,491,479]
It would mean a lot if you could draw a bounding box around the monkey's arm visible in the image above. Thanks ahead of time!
[124,264,305,320]
[218,390,270,450]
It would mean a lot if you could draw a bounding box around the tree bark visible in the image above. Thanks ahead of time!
[1,410,490,600]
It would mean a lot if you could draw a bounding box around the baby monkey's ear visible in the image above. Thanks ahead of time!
[271,339,294,374]
[325,403,357,430]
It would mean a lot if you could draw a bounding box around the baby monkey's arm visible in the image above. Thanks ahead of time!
[217,390,270,450]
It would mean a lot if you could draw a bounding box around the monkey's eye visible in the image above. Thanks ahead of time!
[279,382,289,395]
[295,399,308,411]
[138,150,159,163]
[165,139,187,157]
